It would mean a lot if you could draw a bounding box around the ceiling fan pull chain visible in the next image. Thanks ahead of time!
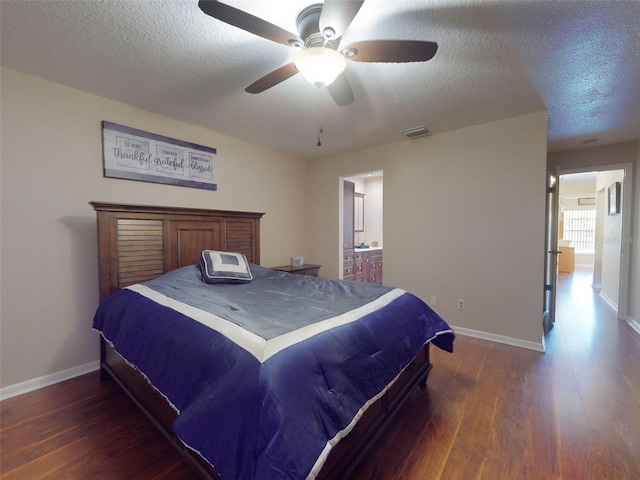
[317,124,325,147]
[316,89,323,147]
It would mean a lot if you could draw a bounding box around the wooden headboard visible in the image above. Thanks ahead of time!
[90,202,264,300]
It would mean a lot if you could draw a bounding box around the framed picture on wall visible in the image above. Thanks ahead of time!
[608,181,620,215]
[102,121,217,190]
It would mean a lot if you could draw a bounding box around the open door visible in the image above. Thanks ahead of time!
[543,167,561,328]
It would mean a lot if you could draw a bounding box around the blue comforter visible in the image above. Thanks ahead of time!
[93,264,454,479]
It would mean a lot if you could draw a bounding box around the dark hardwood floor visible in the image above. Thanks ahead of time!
[2,267,639,479]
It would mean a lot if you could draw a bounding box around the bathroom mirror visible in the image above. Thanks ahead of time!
[354,193,364,232]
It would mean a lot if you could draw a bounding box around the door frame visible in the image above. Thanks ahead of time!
[551,162,633,322]
[543,167,561,326]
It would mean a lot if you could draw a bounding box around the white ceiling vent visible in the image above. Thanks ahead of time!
[402,125,430,140]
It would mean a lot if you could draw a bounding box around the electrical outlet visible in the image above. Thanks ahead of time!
[457,299,465,310]
[430,296,437,306]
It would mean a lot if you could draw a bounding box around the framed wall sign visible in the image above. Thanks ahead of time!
[608,181,620,215]
[102,121,217,190]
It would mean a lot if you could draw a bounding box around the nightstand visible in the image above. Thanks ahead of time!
[272,264,321,277]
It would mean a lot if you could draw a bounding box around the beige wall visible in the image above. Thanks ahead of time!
[308,112,548,349]
[4,65,634,392]
[0,68,310,388]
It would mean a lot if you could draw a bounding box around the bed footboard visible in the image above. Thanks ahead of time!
[101,337,220,479]
[101,337,431,480]
[319,343,432,479]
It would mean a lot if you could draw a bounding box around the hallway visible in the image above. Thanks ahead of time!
[550,266,636,365]
[538,266,640,478]
[552,266,616,348]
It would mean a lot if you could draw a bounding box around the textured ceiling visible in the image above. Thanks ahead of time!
[2,0,639,160]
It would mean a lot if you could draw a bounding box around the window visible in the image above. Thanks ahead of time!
[563,210,596,254]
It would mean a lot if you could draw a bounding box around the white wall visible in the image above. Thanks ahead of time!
[596,171,624,308]
[363,177,383,247]
[632,144,640,330]
[0,68,310,389]
[308,112,548,349]
[349,176,383,247]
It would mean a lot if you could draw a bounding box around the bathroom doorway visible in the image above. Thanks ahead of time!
[340,171,383,280]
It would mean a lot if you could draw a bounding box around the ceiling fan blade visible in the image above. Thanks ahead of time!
[245,63,299,94]
[344,40,438,63]
[198,0,301,47]
[327,72,354,106]
[319,0,364,40]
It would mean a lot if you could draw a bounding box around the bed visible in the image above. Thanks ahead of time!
[90,201,454,480]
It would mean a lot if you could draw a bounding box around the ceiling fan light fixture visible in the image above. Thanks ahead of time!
[294,47,346,87]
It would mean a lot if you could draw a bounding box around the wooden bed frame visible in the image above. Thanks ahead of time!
[91,201,432,480]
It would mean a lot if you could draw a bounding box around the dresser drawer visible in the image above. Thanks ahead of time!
[343,265,354,280]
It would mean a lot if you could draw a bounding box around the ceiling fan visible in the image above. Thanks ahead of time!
[198,0,438,106]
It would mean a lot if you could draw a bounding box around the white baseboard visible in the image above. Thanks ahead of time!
[599,291,618,312]
[627,317,640,336]
[451,326,546,353]
[0,360,100,401]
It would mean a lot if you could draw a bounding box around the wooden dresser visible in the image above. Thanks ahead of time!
[558,246,575,273]
[354,249,383,284]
